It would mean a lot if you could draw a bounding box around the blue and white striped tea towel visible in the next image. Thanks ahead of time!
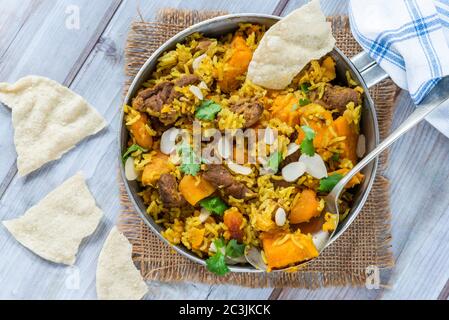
[349,0,449,138]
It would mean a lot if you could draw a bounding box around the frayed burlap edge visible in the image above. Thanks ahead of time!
[117,9,395,288]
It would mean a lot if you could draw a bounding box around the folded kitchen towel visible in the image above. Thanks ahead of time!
[349,0,449,138]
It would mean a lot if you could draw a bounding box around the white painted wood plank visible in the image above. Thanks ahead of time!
[377,93,449,299]
[0,0,280,300]
[2,0,448,300]
[0,0,121,197]
[273,0,449,300]
[0,0,40,58]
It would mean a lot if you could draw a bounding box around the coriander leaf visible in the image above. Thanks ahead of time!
[299,98,311,106]
[122,144,148,164]
[195,100,222,121]
[300,83,310,93]
[225,239,245,258]
[178,144,201,176]
[301,125,316,140]
[331,153,340,162]
[300,125,316,156]
[206,239,229,275]
[318,173,344,193]
[267,151,283,173]
[180,163,201,176]
[199,196,229,216]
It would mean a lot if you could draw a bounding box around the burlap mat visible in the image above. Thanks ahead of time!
[118,9,396,288]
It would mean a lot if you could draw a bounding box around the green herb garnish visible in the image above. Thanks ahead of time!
[267,151,283,173]
[318,173,344,193]
[195,100,222,121]
[300,83,310,93]
[206,239,229,275]
[225,239,245,258]
[299,98,311,106]
[300,125,316,156]
[331,153,340,162]
[178,143,201,176]
[122,144,147,164]
[199,196,229,216]
[206,239,246,275]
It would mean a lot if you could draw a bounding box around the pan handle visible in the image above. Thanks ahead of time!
[350,51,389,88]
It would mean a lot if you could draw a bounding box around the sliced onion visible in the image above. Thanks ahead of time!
[281,161,306,182]
[160,127,180,155]
[244,247,267,271]
[226,255,247,265]
[227,161,252,176]
[198,81,208,90]
[312,230,330,251]
[189,85,203,100]
[209,242,217,253]
[299,154,328,179]
[356,134,366,158]
[264,127,276,145]
[275,207,286,226]
[217,137,232,159]
[199,208,211,223]
[286,142,300,157]
[124,157,138,181]
[192,53,207,70]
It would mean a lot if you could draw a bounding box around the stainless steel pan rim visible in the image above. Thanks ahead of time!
[118,13,380,273]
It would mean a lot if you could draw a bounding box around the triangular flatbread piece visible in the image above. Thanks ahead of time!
[3,172,103,265]
[247,0,336,89]
[0,76,107,176]
[96,227,148,300]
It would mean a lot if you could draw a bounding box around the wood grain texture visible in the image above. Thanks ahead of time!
[0,0,281,300]
[0,0,448,300]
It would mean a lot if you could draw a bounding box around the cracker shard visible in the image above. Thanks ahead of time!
[96,227,148,300]
[247,0,336,89]
[0,75,107,176]
[2,173,103,265]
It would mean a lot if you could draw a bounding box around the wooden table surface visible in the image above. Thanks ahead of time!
[0,0,448,300]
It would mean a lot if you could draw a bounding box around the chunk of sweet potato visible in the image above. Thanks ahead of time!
[271,94,301,126]
[262,230,319,269]
[219,36,253,92]
[129,112,153,149]
[141,152,173,186]
[290,189,321,224]
[333,116,358,165]
[321,56,336,81]
[179,175,216,206]
[223,207,244,241]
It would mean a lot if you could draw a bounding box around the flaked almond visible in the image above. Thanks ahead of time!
[198,81,208,90]
[286,142,300,156]
[299,153,328,179]
[227,161,252,175]
[124,157,138,181]
[192,53,207,70]
[275,207,286,226]
[312,230,330,251]
[160,127,180,155]
[217,137,232,159]
[281,161,306,182]
[189,85,203,100]
[199,208,211,223]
